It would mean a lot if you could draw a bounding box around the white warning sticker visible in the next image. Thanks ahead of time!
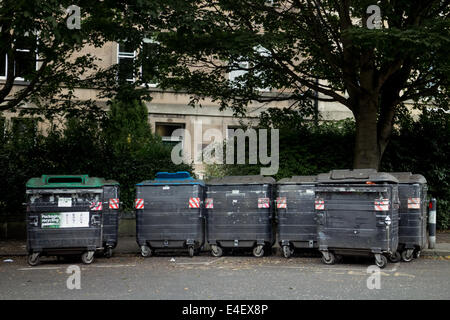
[58,197,72,207]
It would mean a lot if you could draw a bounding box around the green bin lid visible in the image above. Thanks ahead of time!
[26,175,119,188]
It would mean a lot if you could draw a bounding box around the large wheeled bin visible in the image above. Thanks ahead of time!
[205,175,275,257]
[135,171,205,257]
[315,169,400,268]
[276,176,317,258]
[389,172,428,262]
[25,175,120,266]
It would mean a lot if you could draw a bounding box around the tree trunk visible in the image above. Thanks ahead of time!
[353,95,380,169]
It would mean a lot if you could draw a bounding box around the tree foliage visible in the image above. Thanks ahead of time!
[141,0,450,168]
[0,99,192,225]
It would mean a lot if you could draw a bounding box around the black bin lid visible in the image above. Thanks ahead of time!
[277,175,317,184]
[207,175,276,185]
[389,172,427,184]
[317,169,398,184]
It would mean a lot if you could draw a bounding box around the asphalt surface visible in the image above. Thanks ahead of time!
[0,253,449,300]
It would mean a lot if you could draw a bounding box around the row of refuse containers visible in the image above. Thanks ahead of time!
[25,169,429,268]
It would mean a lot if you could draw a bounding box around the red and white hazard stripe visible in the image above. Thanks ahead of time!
[408,197,421,209]
[258,198,270,209]
[189,197,200,208]
[315,199,324,210]
[276,197,287,209]
[374,199,390,211]
[135,198,144,210]
[109,198,119,209]
[205,198,214,209]
[90,201,103,211]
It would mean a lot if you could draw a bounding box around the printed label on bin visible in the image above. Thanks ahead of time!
[41,212,89,228]
[58,197,72,207]
[374,199,389,211]
[258,198,270,208]
[189,197,200,208]
[163,186,170,190]
[205,198,214,209]
[408,198,421,209]
[276,197,287,209]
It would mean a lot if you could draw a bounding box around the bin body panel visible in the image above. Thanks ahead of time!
[26,189,103,253]
[136,183,205,249]
[206,183,274,248]
[316,184,399,255]
[276,183,317,248]
[397,183,428,250]
[102,184,120,248]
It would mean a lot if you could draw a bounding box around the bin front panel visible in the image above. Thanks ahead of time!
[102,185,120,248]
[276,184,316,245]
[398,184,428,249]
[136,184,205,247]
[316,184,398,253]
[206,184,273,244]
[26,188,103,252]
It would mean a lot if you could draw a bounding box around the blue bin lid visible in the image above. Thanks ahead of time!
[136,171,205,186]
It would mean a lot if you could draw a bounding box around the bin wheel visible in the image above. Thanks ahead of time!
[401,250,414,262]
[141,245,152,258]
[211,245,223,257]
[282,245,291,259]
[253,245,264,258]
[81,251,95,265]
[375,255,387,269]
[414,250,421,259]
[335,254,344,263]
[105,247,113,258]
[388,251,401,263]
[27,253,40,267]
[188,246,195,257]
[321,251,335,265]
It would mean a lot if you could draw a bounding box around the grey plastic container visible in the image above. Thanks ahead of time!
[205,175,276,257]
[276,176,317,258]
[389,172,428,262]
[315,169,399,268]
[135,172,205,257]
[25,175,120,266]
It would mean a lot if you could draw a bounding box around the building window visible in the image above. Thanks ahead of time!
[117,38,160,87]
[141,38,160,87]
[228,60,249,87]
[228,46,271,92]
[0,54,6,78]
[117,42,136,82]
[0,38,37,81]
[11,117,37,142]
[155,123,185,148]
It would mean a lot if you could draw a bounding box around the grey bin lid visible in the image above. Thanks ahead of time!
[389,172,427,184]
[278,175,317,184]
[317,169,398,184]
[207,175,276,185]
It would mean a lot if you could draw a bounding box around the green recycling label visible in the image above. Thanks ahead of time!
[41,212,90,228]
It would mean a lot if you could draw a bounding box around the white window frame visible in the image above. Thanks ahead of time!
[140,37,159,88]
[0,54,7,79]
[0,41,39,82]
[117,42,136,83]
[228,46,271,92]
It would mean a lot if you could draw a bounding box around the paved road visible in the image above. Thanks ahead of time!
[0,253,449,300]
